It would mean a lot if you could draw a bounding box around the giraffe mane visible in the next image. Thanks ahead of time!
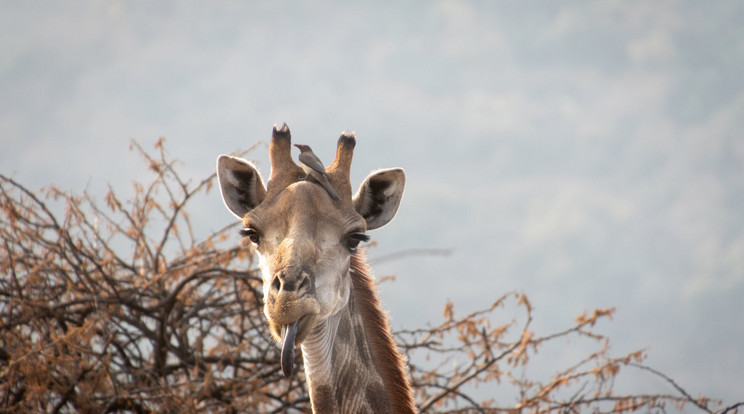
[350,251,417,413]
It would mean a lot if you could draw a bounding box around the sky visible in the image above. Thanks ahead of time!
[2,0,743,406]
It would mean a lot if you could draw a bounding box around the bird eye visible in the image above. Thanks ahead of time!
[240,227,261,245]
[345,232,370,253]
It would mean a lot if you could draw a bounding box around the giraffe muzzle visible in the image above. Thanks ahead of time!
[280,319,299,377]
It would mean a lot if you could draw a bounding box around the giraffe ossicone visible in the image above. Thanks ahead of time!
[216,124,416,413]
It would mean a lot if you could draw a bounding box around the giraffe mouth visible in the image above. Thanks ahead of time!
[280,319,299,377]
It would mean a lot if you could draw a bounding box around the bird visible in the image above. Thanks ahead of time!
[294,144,341,200]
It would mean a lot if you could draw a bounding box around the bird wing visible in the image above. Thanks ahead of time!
[298,151,327,175]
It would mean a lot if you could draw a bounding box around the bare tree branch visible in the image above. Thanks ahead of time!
[1,142,736,414]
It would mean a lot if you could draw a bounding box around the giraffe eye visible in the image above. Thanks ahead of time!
[345,232,370,253]
[240,227,261,245]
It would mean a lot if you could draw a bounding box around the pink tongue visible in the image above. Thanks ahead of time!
[281,320,299,377]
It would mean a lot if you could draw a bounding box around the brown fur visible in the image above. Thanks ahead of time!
[350,251,417,413]
[327,132,356,199]
[267,123,305,196]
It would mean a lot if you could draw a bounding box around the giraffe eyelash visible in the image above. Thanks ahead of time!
[349,233,370,243]
[345,232,370,252]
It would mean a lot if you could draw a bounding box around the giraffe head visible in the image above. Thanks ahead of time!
[216,124,405,374]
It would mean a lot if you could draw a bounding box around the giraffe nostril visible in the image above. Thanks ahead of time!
[271,275,282,292]
[299,275,310,292]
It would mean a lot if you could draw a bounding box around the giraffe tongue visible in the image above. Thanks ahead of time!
[280,320,299,377]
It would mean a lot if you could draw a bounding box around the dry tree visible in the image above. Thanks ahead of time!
[0,141,739,413]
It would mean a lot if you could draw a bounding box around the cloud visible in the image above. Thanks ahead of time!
[2,0,743,403]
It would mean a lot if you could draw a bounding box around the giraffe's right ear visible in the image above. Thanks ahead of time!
[216,155,267,219]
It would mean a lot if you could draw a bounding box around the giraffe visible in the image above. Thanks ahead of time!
[216,124,417,413]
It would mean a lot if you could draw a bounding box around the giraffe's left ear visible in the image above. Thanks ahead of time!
[353,168,405,230]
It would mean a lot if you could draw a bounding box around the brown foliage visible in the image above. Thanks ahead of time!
[0,141,739,413]
[1,142,307,413]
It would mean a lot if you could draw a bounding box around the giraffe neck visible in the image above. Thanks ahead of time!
[300,253,416,414]
[302,290,390,413]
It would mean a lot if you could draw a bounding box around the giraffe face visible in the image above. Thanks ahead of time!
[243,181,368,346]
[216,124,406,376]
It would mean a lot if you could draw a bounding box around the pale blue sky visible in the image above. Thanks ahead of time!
[2,0,742,405]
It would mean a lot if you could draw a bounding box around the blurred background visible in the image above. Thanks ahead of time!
[2,0,742,404]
